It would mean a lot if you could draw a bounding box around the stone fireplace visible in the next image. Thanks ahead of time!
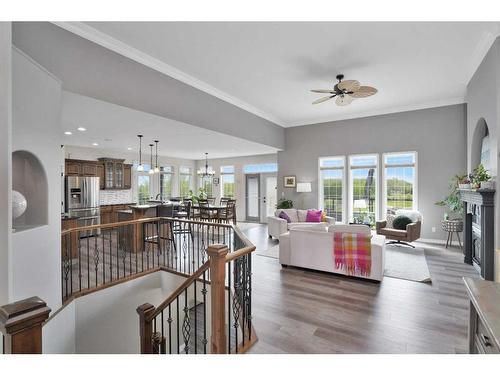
[459,189,495,280]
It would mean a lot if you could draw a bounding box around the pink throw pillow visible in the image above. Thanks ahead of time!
[306,209,322,223]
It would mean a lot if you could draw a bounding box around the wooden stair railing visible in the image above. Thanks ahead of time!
[0,296,51,354]
[61,217,237,302]
[137,239,257,354]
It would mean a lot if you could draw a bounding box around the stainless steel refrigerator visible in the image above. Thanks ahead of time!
[65,176,100,236]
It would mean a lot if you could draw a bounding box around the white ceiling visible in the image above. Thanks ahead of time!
[67,22,500,127]
[61,91,278,160]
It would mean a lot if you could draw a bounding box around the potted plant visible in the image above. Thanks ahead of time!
[276,198,293,209]
[472,163,494,190]
[457,175,471,189]
[436,174,464,221]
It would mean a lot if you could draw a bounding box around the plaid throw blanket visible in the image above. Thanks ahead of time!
[333,232,372,277]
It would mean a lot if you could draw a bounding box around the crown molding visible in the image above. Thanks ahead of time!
[285,96,466,128]
[52,22,286,127]
[463,29,498,86]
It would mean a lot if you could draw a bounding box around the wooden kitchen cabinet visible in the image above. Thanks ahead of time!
[65,159,98,177]
[123,164,132,189]
[100,204,132,224]
[97,163,105,190]
[98,158,131,190]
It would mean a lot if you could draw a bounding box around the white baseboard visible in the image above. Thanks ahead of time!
[417,238,462,247]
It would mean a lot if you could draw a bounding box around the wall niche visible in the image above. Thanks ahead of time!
[471,118,491,172]
[12,150,49,231]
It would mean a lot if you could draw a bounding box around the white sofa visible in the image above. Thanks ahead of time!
[267,208,335,240]
[279,224,386,281]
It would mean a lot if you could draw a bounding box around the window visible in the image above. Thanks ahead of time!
[383,152,417,216]
[319,156,345,223]
[243,163,278,174]
[220,166,235,198]
[160,166,173,199]
[137,175,150,204]
[199,176,214,197]
[349,154,378,226]
[179,167,192,198]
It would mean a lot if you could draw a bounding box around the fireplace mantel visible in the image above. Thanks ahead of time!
[459,189,495,280]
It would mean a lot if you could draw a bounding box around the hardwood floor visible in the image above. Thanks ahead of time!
[239,223,478,354]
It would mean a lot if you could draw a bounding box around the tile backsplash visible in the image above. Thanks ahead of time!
[99,190,135,205]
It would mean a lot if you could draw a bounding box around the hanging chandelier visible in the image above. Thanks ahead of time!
[136,135,144,171]
[148,143,155,175]
[154,140,160,173]
[197,152,215,178]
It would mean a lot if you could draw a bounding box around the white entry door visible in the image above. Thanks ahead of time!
[260,173,277,223]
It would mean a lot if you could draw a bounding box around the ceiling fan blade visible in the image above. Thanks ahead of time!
[335,95,353,106]
[312,95,335,105]
[310,89,334,93]
[349,86,378,98]
[337,80,360,92]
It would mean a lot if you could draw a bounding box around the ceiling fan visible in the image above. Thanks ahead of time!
[311,74,377,106]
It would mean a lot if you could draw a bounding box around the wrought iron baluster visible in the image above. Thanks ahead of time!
[78,234,82,292]
[176,296,180,354]
[182,288,191,354]
[168,304,172,354]
[227,260,231,353]
[202,270,207,354]
[194,279,197,354]
[87,235,90,290]
[94,235,99,288]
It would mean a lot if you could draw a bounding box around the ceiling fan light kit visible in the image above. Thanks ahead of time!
[311,74,377,106]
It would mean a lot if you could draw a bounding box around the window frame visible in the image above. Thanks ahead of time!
[318,156,346,224]
[348,153,379,224]
[159,165,174,200]
[220,165,235,198]
[382,151,418,217]
[179,166,192,198]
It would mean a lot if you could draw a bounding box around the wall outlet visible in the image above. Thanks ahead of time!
[431,227,436,233]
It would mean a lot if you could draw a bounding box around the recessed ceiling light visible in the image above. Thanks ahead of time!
[64,131,72,135]
[77,127,86,132]
[127,147,133,151]
[92,142,99,146]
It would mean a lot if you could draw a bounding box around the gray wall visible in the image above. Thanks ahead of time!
[278,104,467,241]
[0,22,12,306]
[465,37,500,280]
[12,22,285,150]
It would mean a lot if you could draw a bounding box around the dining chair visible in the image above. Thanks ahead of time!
[218,199,236,224]
[207,197,216,205]
[220,197,231,206]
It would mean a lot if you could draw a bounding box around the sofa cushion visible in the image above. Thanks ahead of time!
[328,224,371,235]
[379,228,407,238]
[278,210,291,223]
[288,222,328,231]
[395,209,422,223]
[393,215,412,230]
[276,209,299,222]
[306,209,323,222]
[297,209,308,222]
[386,214,395,228]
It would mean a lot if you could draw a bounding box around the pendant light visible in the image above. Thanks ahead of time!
[197,152,215,178]
[148,143,155,175]
[136,135,144,171]
[154,140,160,173]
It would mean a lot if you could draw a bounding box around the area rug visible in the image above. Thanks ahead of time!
[384,244,431,283]
[256,244,279,259]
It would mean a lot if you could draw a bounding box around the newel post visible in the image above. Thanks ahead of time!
[207,244,229,354]
[137,303,155,354]
[0,296,51,354]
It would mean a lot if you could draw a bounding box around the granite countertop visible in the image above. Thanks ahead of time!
[61,214,79,220]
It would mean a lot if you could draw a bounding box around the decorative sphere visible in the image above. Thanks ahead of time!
[12,190,27,219]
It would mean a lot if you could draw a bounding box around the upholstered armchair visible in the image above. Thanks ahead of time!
[376,210,422,248]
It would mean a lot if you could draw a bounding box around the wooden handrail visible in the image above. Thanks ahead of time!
[62,216,233,235]
[150,261,210,320]
[231,224,254,248]
[225,245,256,262]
